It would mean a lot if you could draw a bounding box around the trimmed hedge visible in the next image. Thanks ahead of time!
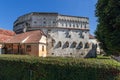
[0,55,120,80]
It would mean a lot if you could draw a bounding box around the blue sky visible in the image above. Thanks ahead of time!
[0,0,98,35]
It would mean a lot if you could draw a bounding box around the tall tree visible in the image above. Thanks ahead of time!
[95,0,120,55]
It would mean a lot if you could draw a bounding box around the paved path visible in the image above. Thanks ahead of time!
[112,56,120,62]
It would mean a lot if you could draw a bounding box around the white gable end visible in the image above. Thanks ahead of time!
[39,35,46,43]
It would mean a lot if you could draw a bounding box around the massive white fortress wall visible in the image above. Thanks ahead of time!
[14,12,89,33]
[13,12,95,57]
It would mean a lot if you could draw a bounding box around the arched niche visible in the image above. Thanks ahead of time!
[84,42,89,48]
[58,41,62,47]
[71,41,77,48]
[77,42,83,49]
[51,39,55,47]
[65,41,69,48]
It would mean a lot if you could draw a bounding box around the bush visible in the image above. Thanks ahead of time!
[0,54,120,80]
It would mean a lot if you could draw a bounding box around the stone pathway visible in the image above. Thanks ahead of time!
[111,56,120,62]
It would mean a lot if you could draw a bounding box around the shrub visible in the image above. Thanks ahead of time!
[0,54,120,80]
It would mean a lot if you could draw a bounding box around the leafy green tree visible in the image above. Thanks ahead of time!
[95,0,120,55]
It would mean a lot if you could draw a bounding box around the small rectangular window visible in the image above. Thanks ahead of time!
[26,45,31,52]
[43,21,46,24]
[53,21,55,24]
[85,24,86,28]
[42,46,44,51]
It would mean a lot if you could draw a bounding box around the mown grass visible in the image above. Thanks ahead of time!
[0,54,119,67]
[0,54,120,80]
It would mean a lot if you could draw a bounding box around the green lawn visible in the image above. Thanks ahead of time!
[0,54,119,67]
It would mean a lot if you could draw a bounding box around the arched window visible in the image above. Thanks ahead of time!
[77,42,83,49]
[65,31,71,38]
[84,42,89,48]
[58,41,62,47]
[69,23,71,27]
[52,39,55,47]
[65,41,69,47]
[76,24,79,27]
[72,41,77,48]
[66,23,68,27]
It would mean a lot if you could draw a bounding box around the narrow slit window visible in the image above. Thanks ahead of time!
[42,46,44,51]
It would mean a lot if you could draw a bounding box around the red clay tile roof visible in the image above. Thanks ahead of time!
[0,29,15,43]
[0,29,15,36]
[0,34,13,43]
[6,30,44,43]
[89,34,95,39]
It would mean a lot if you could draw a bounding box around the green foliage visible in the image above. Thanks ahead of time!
[95,0,120,55]
[0,55,120,80]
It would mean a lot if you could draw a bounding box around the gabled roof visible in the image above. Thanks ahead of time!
[0,34,13,43]
[6,30,45,44]
[0,29,15,43]
[0,29,15,36]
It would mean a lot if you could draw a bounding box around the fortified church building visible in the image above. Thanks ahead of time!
[3,12,96,57]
